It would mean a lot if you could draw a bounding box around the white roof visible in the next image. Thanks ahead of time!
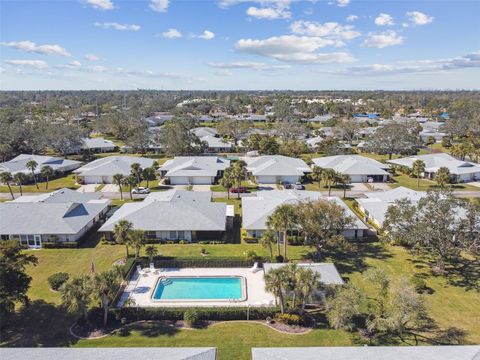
[312,155,389,176]
[0,348,217,360]
[252,346,480,360]
[306,136,323,147]
[10,187,103,203]
[388,153,480,175]
[243,156,311,176]
[74,156,155,177]
[242,190,367,230]
[192,127,218,138]
[201,135,233,149]
[0,154,82,175]
[99,190,226,232]
[82,137,115,149]
[356,187,426,227]
[161,157,230,178]
[263,262,344,285]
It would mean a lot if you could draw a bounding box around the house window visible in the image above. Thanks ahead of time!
[177,231,185,240]
[169,231,177,239]
[145,231,157,239]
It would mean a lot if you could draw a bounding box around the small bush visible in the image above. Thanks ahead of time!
[184,309,199,327]
[274,313,304,326]
[178,240,189,244]
[48,272,69,291]
[275,255,284,263]
[42,241,78,249]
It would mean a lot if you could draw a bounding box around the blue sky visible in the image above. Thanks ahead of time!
[1,0,479,90]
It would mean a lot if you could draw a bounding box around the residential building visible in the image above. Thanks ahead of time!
[263,263,344,285]
[200,135,234,153]
[99,190,231,242]
[10,187,103,203]
[160,156,230,185]
[74,156,156,184]
[388,153,480,183]
[68,137,116,154]
[0,154,82,176]
[242,155,311,184]
[241,190,368,239]
[311,155,390,182]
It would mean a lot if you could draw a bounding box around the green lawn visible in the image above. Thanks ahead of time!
[0,174,79,194]
[210,181,258,192]
[390,174,479,191]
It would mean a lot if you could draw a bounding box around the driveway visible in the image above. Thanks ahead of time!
[192,185,211,192]
[349,183,369,192]
[101,184,120,193]
[366,182,392,191]
[76,184,98,193]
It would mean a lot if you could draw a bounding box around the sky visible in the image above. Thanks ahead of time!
[1,0,479,90]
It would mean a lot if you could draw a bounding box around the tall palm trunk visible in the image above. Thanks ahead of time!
[119,184,123,200]
[276,232,281,257]
[343,183,347,198]
[32,171,39,189]
[6,183,14,200]
[125,245,129,258]
[278,291,285,314]
[19,183,23,196]
[268,243,273,259]
[129,186,133,200]
[102,297,109,327]
[45,176,49,190]
[283,230,288,260]
[328,183,332,196]
[416,175,420,188]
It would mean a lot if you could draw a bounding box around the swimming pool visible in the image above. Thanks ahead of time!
[152,276,245,301]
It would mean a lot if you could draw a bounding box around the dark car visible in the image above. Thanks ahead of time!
[230,186,248,193]
[282,182,292,189]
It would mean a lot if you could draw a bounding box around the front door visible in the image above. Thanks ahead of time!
[34,235,42,248]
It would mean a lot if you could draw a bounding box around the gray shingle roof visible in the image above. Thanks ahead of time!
[82,137,115,150]
[99,190,227,232]
[201,135,233,149]
[252,346,480,360]
[74,156,155,177]
[0,154,82,175]
[161,157,230,177]
[11,187,102,203]
[0,347,217,360]
[243,156,311,176]
[388,153,480,175]
[263,262,344,285]
[312,155,389,176]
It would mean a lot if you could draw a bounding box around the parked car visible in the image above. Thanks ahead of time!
[293,182,304,190]
[132,187,150,194]
[282,181,292,189]
[230,186,247,193]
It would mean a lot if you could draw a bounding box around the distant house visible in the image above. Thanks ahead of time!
[99,190,231,242]
[160,156,230,185]
[0,154,82,176]
[356,187,426,228]
[311,155,390,183]
[388,153,480,183]
[243,155,311,184]
[263,262,344,285]
[74,156,156,184]
[0,189,110,248]
[191,127,218,138]
[200,135,234,153]
[145,113,173,127]
[306,136,323,148]
[304,114,333,123]
[241,190,368,239]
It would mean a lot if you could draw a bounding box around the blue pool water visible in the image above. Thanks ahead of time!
[152,277,243,300]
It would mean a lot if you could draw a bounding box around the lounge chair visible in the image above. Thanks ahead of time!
[250,262,261,273]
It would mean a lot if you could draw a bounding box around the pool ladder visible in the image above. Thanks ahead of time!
[160,277,172,286]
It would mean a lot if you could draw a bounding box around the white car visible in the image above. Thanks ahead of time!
[132,187,150,194]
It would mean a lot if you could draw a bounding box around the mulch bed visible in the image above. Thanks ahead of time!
[266,321,312,334]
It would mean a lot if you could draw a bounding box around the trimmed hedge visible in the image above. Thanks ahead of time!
[42,241,78,249]
[113,306,280,322]
[136,256,267,268]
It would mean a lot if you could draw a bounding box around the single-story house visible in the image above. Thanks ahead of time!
[388,153,480,183]
[304,114,333,123]
[68,137,116,154]
[145,113,173,127]
[200,135,234,153]
[306,136,323,148]
[99,190,232,242]
[10,187,103,203]
[191,127,218,138]
[251,346,480,360]
[74,156,156,184]
[0,190,110,248]
[242,155,311,184]
[160,156,230,185]
[263,262,344,285]
[241,190,368,239]
[311,155,390,183]
[0,154,82,176]
[356,186,426,228]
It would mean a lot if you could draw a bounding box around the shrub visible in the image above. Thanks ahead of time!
[287,236,304,246]
[274,313,304,326]
[120,257,136,279]
[42,241,78,249]
[178,240,188,244]
[48,272,69,291]
[275,255,284,263]
[184,309,199,327]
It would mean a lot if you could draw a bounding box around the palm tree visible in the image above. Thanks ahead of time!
[112,173,124,200]
[322,168,337,196]
[40,165,54,190]
[145,245,158,263]
[337,173,351,198]
[113,220,133,258]
[128,229,146,259]
[267,204,296,260]
[125,175,137,200]
[231,160,247,199]
[296,267,320,311]
[13,172,28,196]
[0,172,15,200]
[130,163,142,185]
[435,166,451,188]
[142,167,156,188]
[282,263,298,308]
[60,275,92,322]
[310,166,323,191]
[412,159,426,189]
[26,160,39,189]
[92,269,122,327]
[259,228,276,259]
[264,268,286,313]
[220,167,235,199]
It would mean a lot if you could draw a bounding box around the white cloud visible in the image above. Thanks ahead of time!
[1,40,71,57]
[69,60,82,67]
[84,0,114,10]
[406,11,434,25]
[84,54,99,61]
[5,59,49,69]
[218,0,292,9]
[346,14,358,22]
[162,28,182,38]
[197,30,215,40]
[362,30,404,48]
[290,21,361,42]
[208,61,291,71]
[336,0,350,7]
[149,0,169,13]
[375,13,394,26]
[95,22,141,31]
[337,50,480,76]
[246,6,291,20]
[235,35,355,64]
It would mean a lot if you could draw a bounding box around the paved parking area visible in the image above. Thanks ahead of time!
[101,184,120,192]
[76,184,98,193]
[192,185,211,191]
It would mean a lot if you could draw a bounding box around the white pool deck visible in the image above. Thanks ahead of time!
[119,267,276,307]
